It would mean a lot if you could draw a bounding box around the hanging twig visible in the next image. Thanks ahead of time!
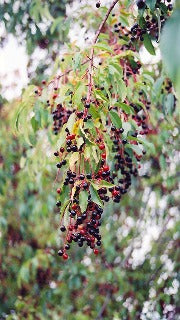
[86,0,120,103]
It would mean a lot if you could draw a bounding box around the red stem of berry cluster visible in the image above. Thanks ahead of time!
[86,0,120,103]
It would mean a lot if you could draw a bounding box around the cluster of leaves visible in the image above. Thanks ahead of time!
[0,0,179,319]
[15,0,177,260]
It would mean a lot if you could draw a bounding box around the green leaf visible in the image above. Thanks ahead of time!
[95,90,108,102]
[109,110,122,128]
[116,79,127,101]
[79,190,89,212]
[160,8,180,90]
[91,180,115,189]
[60,200,70,218]
[50,16,64,34]
[92,146,100,163]
[126,144,143,156]
[108,62,123,77]
[31,116,39,132]
[137,138,155,154]
[93,43,113,53]
[79,124,94,145]
[72,82,85,106]
[122,122,132,137]
[77,137,84,149]
[163,93,175,115]
[89,105,100,119]
[90,184,103,207]
[146,0,156,10]
[73,52,81,71]
[66,112,76,132]
[115,102,135,115]
[143,34,155,55]
[152,76,164,101]
[63,203,70,228]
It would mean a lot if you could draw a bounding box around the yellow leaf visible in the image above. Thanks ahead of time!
[69,152,79,171]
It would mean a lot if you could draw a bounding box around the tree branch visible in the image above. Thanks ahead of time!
[95,291,111,320]
[86,0,119,103]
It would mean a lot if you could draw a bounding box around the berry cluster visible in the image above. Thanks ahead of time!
[52,104,73,136]
[33,0,173,260]
[52,97,151,259]
[113,0,172,45]
[57,199,102,260]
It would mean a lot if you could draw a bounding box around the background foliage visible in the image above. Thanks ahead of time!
[0,0,179,319]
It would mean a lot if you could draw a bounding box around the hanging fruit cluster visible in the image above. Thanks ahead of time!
[33,0,173,260]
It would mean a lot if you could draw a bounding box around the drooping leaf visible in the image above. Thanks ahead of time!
[109,110,122,128]
[146,0,156,10]
[90,184,103,207]
[163,93,175,116]
[143,33,155,55]
[91,180,115,189]
[72,82,85,106]
[79,190,89,212]
[115,102,135,115]
[60,199,70,218]
[69,152,79,171]
[126,144,143,156]
[66,112,76,132]
[160,8,180,90]
[93,43,113,53]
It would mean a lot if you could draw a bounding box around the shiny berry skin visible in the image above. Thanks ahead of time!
[54,152,59,156]
[96,2,100,8]
[66,134,76,140]
[101,153,106,159]
[136,0,146,9]
[72,204,78,210]
[62,253,68,260]
[99,144,105,150]
[122,139,127,144]
[60,147,64,153]
[57,188,61,194]
[93,248,99,255]
[103,165,109,172]
[56,201,61,207]
[60,225,66,232]
[85,103,90,108]
[65,244,70,250]
[58,249,63,256]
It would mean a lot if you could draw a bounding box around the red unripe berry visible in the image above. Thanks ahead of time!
[112,190,119,197]
[103,165,109,172]
[57,188,61,194]
[93,249,99,255]
[52,94,58,99]
[60,147,64,153]
[91,236,95,242]
[42,80,46,85]
[66,134,76,141]
[101,153,106,159]
[99,144,105,150]
[72,204,78,210]
[62,253,68,260]
[80,230,85,235]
